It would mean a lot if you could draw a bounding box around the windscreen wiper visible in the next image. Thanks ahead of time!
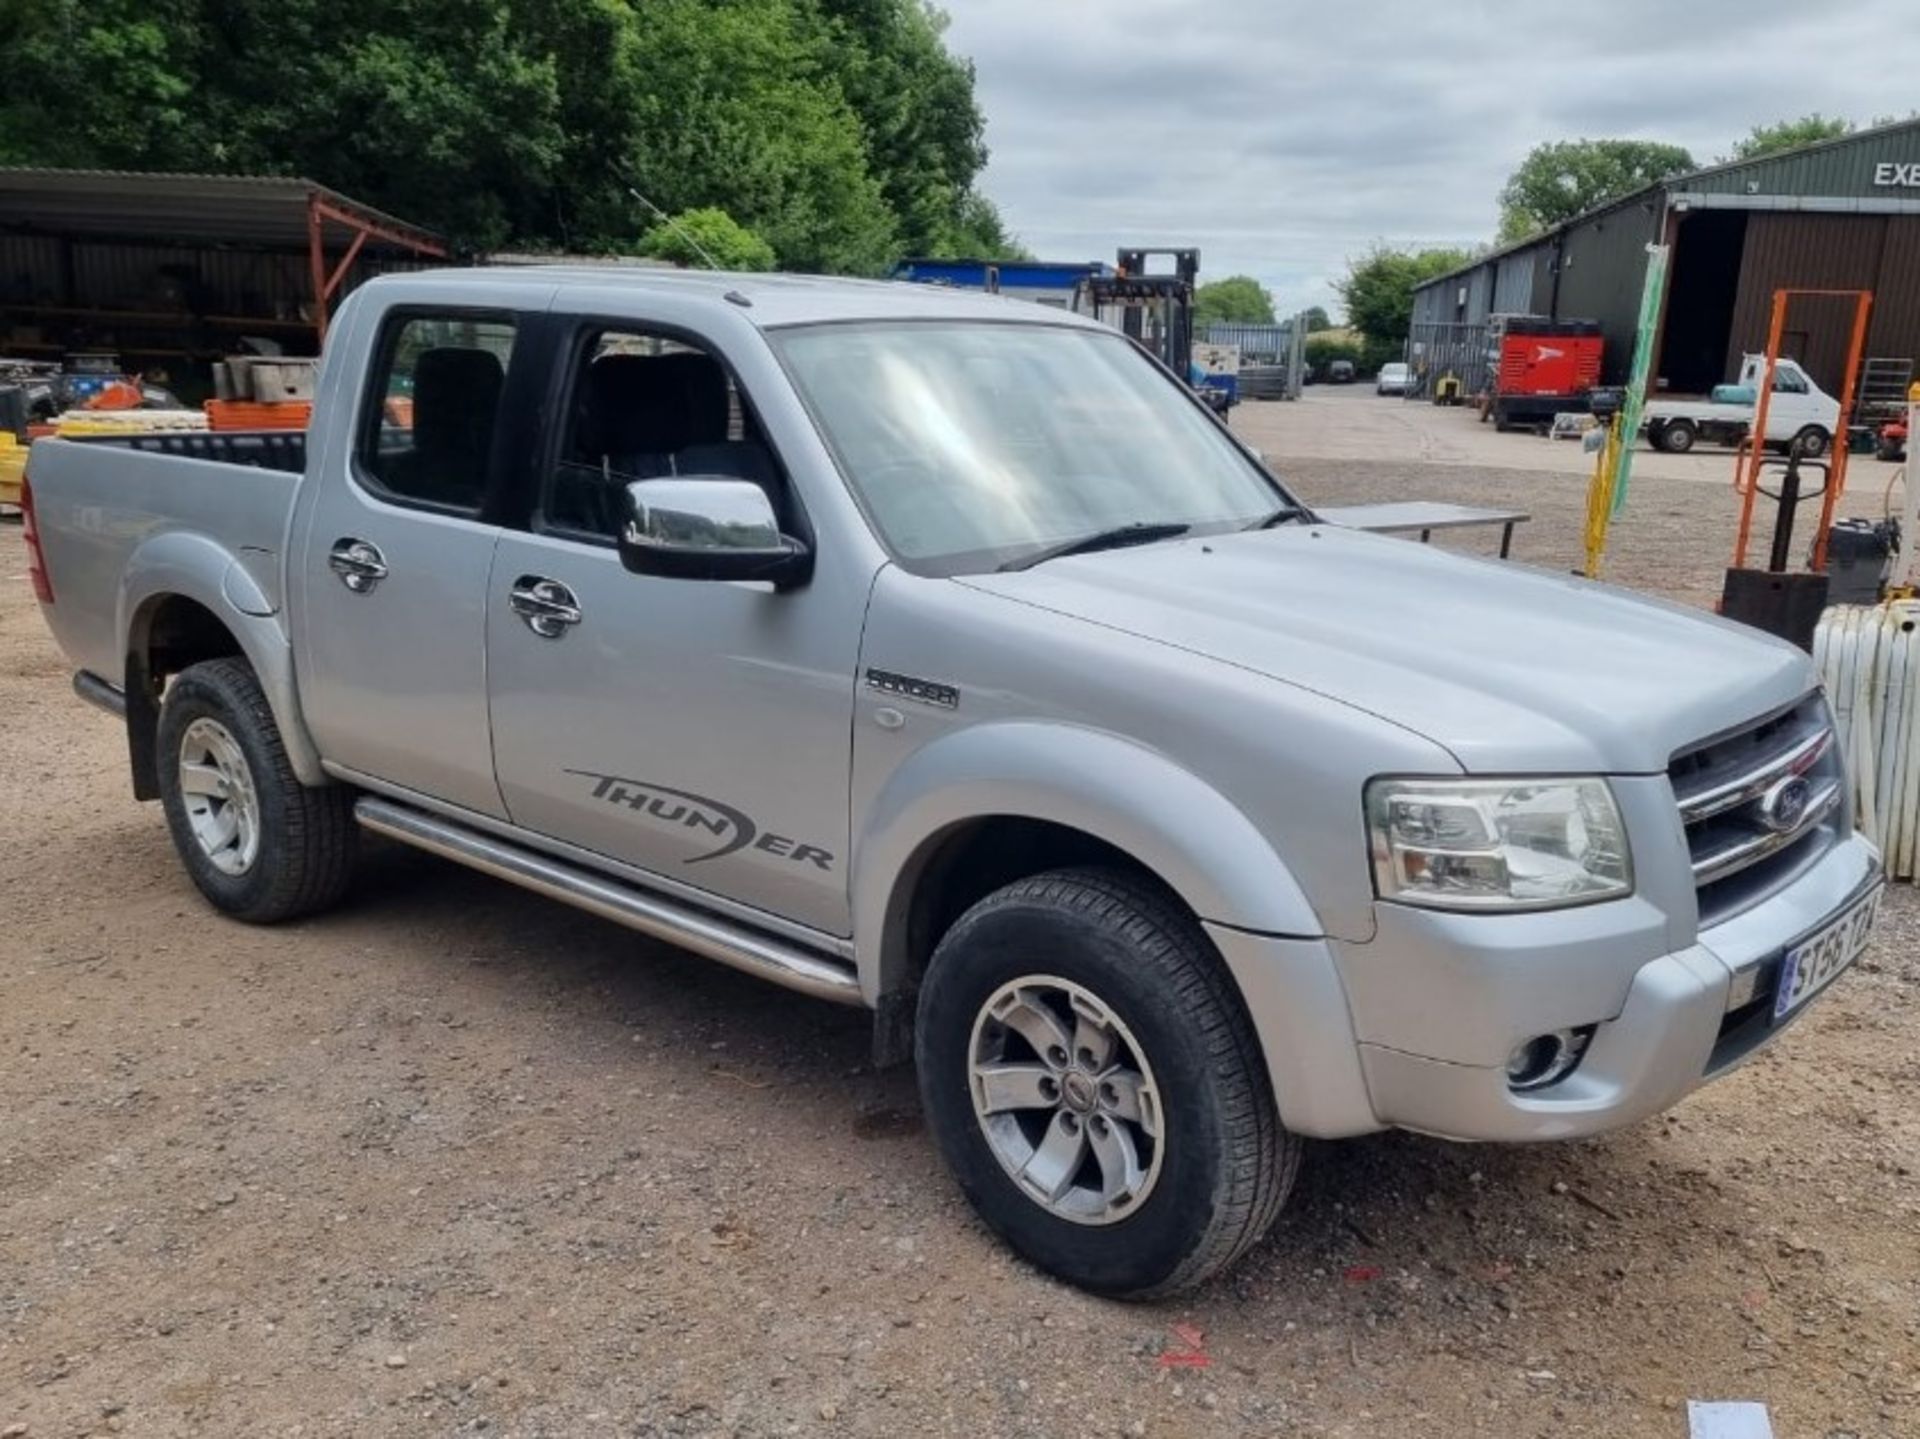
[998,521,1192,572]
[1243,505,1310,530]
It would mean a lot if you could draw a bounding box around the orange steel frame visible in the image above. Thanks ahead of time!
[1732,288,1873,572]
[306,194,448,346]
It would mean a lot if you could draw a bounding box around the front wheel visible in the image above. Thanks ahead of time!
[1791,425,1830,458]
[915,869,1298,1297]
[156,657,358,922]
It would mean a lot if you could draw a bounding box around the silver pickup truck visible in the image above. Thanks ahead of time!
[24,268,1883,1296]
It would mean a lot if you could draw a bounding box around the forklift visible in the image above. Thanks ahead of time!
[1071,248,1232,414]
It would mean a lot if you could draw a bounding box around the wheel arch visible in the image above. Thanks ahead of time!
[854,724,1324,1010]
[119,533,325,798]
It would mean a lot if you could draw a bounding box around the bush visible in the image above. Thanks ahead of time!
[1305,336,1365,376]
[637,207,777,271]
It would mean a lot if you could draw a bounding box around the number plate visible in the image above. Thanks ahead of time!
[1773,886,1882,1020]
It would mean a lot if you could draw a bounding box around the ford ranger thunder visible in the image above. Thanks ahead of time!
[23,269,1883,1296]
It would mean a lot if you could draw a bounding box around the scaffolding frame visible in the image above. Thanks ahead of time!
[307,194,448,344]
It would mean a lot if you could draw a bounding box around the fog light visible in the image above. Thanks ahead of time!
[1505,1027,1593,1091]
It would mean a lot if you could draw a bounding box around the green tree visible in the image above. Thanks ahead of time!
[805,0,1006,258]
[1497,139,1695,242]
[637,207,777,269]
[1193,275,1275,329]
[1304,335,1363,375]
[1727,113,1853,161]
[1301,305,1332,333]
[1337,246,1474,349]
[0,0,1002,272]
[616,0,896,273]
[933,188,1031,260]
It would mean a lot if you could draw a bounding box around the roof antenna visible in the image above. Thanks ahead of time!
[628,187,722,271]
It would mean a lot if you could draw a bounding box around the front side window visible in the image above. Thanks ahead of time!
[359,314,517,513]
[773,322,1287,574]
[543,329,787,541]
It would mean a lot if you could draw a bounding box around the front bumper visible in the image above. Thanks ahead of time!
[1336,830,1883,1142]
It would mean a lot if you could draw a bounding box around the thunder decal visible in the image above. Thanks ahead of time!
[564,769,835,871]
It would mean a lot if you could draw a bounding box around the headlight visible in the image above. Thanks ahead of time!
[1366,777,1633,911]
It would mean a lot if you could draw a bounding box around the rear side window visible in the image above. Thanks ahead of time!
[358,313,517,513]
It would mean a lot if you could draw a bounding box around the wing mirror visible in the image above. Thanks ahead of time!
[616,478,812,587]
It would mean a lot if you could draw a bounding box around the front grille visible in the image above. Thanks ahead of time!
[1670,695,1845,927]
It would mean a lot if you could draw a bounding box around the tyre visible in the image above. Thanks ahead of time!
[1792,425,1829,458]
[915,868,1298,1297]
[155,657,358,923]
[1878,437,1905,463]
[1660,419,1697,454]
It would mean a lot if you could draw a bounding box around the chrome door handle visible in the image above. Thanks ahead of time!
[508,577,582,638]
[327,538,389,594]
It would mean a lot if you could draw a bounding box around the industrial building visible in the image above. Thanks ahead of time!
[1409,117,1920,398]
[0,168,447,387]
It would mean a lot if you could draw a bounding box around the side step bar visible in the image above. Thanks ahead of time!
[74,670,127,718]
[353,796,864,1007]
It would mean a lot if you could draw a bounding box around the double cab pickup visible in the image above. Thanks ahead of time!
[24,269,1882,1295]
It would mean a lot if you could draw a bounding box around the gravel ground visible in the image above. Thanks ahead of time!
[3,462,1918,1439]
[1277,453,1899,612]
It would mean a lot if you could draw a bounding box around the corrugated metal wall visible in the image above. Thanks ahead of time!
[1724,214,1920,392]
[1549,199,1662,385]
[1410,256,1508,331]
[1684,118,1920,200]
[1407,233,1576,345]
[1203,322,1295,362]
[1,236,428,361]
[1870,219,1920,374]
[1492,251,1535,314]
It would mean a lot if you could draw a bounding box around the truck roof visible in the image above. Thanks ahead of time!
[378,265,1103,330]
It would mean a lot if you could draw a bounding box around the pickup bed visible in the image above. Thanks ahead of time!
[24,268,1884,1296]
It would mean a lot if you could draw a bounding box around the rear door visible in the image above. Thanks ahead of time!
[292,305,529,817]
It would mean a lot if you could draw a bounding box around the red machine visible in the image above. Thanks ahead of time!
[1482,317,1604,432]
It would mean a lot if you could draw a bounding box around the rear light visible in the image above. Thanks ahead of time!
[21,472,53,603]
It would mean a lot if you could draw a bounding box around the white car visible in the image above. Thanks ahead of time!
[1376,362,1412,396]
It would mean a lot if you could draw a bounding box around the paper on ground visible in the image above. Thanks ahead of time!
[1687,1400,1773,1439]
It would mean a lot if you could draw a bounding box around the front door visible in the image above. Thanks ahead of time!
[484,321,866,934]
[293,306,522,818]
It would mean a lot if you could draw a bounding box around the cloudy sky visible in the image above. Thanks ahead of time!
[941,0,1920,317]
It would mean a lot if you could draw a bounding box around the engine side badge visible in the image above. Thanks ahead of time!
[866,668,958,710]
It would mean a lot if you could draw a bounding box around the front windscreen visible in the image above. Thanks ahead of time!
[772,321,1290,575]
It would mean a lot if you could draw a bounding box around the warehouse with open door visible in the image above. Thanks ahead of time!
[1410,117,1920,401]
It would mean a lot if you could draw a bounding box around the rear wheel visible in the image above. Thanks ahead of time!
[915,868,1298,1297]
[156,657,358,922]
